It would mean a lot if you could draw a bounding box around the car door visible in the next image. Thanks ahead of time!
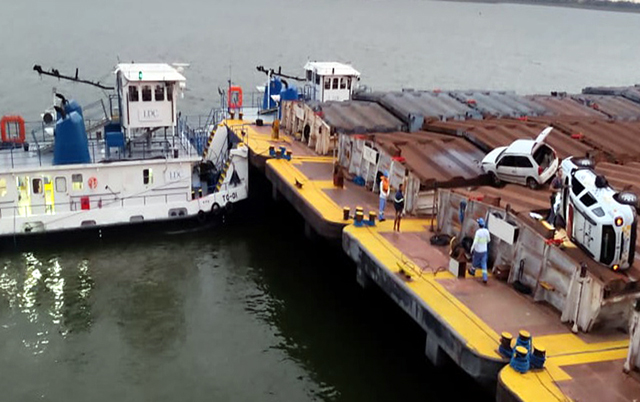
[514,156,535,184]
[496,155,518,184]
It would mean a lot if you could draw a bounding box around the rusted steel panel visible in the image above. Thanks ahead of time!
[311,100,405,134]
[573,94,640,120]
[532,117,640,162]
[525,94,608,118]
[354,90,481,121]
[425,119,593,159]
[372,131,485,188]
[450,91,548,118]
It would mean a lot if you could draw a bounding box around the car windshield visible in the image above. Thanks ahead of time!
[533,144,554,169]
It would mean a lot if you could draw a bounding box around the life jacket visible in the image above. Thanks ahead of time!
[382,177,389,193]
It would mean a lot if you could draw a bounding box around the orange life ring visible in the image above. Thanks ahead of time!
[1,115,26,144]
[228,86,243,110]
[88,177,98,190]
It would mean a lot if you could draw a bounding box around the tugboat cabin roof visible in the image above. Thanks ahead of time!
[116,63,186,83]
[303,62,360,77]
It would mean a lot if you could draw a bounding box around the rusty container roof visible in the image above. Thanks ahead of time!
[425,119,594,159]
[449,91,548,118]
[531,117,640,162]
[354,90,481,122]
[313,100,405,134]
[582,84,640,104]
[371,131,485,188]
[525,94,607,118]
[571,94,640,120]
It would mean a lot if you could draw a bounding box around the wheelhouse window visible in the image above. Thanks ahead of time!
[315,74,320,85]
[340,78,346,89]
[142,85,152,102]
[306,70,312,81]
[72,174,83,191]
[154,85,165,101]
[55,177,67,193]
[166,84,173,101]
[347,77,352,90]
[32,178,43,194]
[324,78,331,90]
[128,86,139,102]
[332,78,339,90]
[0,178,6,197]
[143,169,153,185]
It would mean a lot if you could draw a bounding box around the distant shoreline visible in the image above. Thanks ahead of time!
[444,0,640,14]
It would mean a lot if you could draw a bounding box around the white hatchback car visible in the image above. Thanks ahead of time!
[481,127,558,189]
[558,157,637,271]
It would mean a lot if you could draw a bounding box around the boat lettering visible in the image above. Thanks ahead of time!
[168,170,182,180]
[223,191,238,203]
[139,109,161,121]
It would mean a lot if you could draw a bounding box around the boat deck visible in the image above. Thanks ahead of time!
[239,119,640,401]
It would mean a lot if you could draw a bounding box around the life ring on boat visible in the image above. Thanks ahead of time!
[197,210,207,224]
[228,86,243,110]
[88,177,98,190]
[0,115,26,144]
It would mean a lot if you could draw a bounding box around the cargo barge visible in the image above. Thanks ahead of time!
[222,63,640,400]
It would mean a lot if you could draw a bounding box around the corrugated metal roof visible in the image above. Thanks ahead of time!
[582,84,640,104]
[531,117,640,162]
[425,119,594,159]
[313,100,405,134]
[595,161,640,194]
[449,91,548,118]
[453,185,550,213]
[525,95,607,118]
[371,131,485,188]
[354,90,481,122]
[571,94,640,120]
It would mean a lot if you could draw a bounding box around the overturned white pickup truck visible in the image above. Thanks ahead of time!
[558,157,638,271]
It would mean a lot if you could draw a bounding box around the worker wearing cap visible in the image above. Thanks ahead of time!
[379,170,390,221]
[468,217,490,284]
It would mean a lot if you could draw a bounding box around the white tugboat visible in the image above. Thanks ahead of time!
[0,63,248,237]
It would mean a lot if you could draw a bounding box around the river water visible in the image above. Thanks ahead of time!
[0,0,639,401]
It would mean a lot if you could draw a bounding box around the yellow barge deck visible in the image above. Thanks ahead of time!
[232,119,640,401]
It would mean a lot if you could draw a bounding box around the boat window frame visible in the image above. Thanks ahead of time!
[0,178,6,197]
[141,85,152,102]
[143,168,153,185]
[154,85,165,101]
[32,178,43,195]
[55,177,67,193]
[128,85,139,102]
[72,174,83,191]
[324,78,330,90]
[340,77,346,89]
[332,78,339,90]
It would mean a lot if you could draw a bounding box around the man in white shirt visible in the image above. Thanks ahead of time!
[468,217,490,284]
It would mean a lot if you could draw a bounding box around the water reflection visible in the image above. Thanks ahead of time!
[0,252,95,354]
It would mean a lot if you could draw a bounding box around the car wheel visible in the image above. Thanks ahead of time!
[489,172,504,187]
[526,177,539,190]
[573,158,594,169]
[615,191,638,208]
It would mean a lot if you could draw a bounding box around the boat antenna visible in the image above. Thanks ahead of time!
[256,65,305,81]
[33,64,115,90]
